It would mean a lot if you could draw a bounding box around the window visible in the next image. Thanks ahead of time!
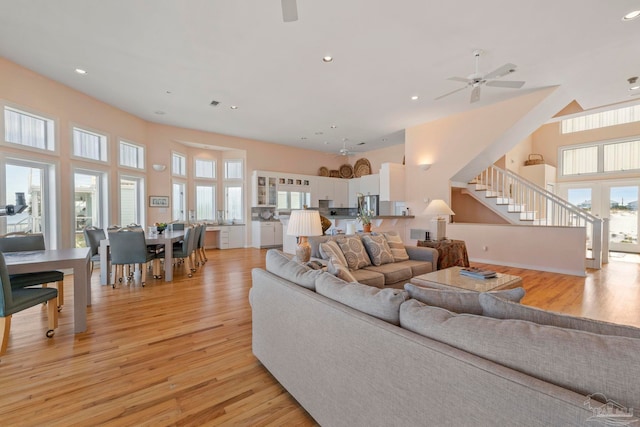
[560,139,640,177]
[172,181,186,221]
[196,184,215,220]
[172,152,186,176]
[224,184,243,222]
[73,127,107,162]
[224,159,243,179]
[195,158,215,179]
[561,104,640,134]
[74,170,108,247]
[119,140,145,169]
[4,106,55,151]
[119,175,144,226]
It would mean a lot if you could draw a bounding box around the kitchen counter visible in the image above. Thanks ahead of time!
[325,215,415,220]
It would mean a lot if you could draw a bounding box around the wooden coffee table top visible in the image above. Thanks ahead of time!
[410,266,522,292]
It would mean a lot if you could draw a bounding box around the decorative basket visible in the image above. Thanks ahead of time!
[524,154,545,166]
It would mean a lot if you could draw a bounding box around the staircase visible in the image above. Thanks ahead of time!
[464,165,607,269]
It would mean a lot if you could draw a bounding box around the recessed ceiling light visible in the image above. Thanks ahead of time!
[230,105,238,109]
[630,85,640,91]
[75,68,87,75]
[622,10,640,21]
[301,137,307,140]
[411,95,419,101]
[154,111,165,115]
[330,125,337,129]
[322,56,333,63]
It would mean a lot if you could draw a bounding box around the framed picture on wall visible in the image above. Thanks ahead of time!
[149,196,170,207]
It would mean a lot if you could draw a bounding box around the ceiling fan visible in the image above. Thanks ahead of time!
[435,50,525,103]
[281,0,298,22]
[337,139,361,157]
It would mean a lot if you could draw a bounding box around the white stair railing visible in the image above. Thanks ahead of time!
[474,165,606,268]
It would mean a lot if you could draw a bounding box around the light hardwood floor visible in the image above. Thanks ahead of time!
[0,248,639,426]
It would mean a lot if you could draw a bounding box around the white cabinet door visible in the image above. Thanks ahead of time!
[260,222,275,247]
[360,173,379,195]
[348,178,360,207]
[316,177,334,200]
[273,221,283,246]
[228,226,244,248]
[333,180,348,207]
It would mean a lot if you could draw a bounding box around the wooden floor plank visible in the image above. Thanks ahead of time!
[0,247,638,426]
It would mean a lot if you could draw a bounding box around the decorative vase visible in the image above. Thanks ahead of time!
[363,223,372,233]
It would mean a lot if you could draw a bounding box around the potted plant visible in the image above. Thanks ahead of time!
[357,195,374,232]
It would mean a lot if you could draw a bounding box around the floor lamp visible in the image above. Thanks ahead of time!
[423,199,455,241]
[287,209,323,262]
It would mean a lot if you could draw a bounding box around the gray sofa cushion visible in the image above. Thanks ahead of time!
[337,236,371,270]
[404,283,525,315]
[361,234,395,266]
[350,269,385,288]
[316,273,407,325]
[265,249,324,290]
[400,299,640,410]
[319,240,348,266]
[480,293,640,339]
[363,263,412,286]
[396,259,433,276]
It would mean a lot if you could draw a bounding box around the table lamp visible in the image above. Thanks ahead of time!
[287,209,323,262]
[423,199,455,241]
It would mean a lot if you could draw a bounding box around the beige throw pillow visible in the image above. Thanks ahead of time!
[319,240,348,266]
[382,231,409,262]
[337,236,371,270]
[327,259,358,283]
[361,234,395,266]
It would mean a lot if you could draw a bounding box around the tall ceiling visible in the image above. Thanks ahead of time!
[1,1,639,154]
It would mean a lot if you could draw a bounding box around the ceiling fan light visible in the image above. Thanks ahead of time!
[322,56,333,63]
[622,10,640,21]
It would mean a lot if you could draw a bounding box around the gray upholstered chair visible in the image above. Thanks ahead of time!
[83,226,107,276]
[0,233,65,311]
[195,223,208,265]
[158,226,197,277]
[108,228,158,288]
[0,252,58,357]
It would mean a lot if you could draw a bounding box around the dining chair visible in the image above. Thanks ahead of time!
[157,226,197,278]
[0,252,58,357]
[108,228,158,288]
[196,223,208,265]
[83,226,107,277]
[0,233,65,311]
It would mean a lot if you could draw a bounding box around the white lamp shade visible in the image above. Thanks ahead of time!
[287,210,323,237]
[422,199,455,218]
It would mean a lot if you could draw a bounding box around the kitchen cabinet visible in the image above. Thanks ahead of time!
[253,171,277,206]
[252,221,283,248]
[313,177,348,207]
[359,173,379,195]
[333,180,348,207]
[380,163,405,201]
[219,225,245,249]
[348,178,360,207]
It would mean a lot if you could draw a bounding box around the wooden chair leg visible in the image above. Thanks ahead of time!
[140,263,146,286]
[0,315,11,357]
[113,265,122,288]
[47,296,58,330]
[55,280,64,311]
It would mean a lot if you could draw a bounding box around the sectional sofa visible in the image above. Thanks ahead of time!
[250,249,640,426]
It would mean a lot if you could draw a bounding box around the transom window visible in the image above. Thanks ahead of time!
[73,127,108,162]
[4,106,55,151]
[560,139,640,177]
[119,140,145,169]
[195,158,215,179]
[561,103,640,134]
[224,159,243,180]
[172,152,186,176]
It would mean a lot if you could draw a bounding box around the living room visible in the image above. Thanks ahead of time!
[1,2,639,425]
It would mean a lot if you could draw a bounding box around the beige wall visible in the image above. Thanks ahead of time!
[450,188,508,224]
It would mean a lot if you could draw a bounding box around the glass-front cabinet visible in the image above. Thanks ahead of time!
[253,171,277,206]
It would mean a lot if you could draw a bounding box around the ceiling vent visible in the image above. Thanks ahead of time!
[210,100,220,106]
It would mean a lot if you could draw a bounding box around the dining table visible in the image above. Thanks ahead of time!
[4,247,91,333]
[99,229,186,285]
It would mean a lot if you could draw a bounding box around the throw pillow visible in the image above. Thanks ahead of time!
[319,240,348,266]
[479,293,640,339]
[316,273,407,325]
[361,234,395,266]
[327,259,357,283]
[404,283,525,315]
[265,249,324,290]
[337,236,371,270]
[382,231,409,262]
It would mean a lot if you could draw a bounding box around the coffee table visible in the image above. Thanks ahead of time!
[410,266,522,292]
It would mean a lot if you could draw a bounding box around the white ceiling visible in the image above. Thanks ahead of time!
[1,1,639,154]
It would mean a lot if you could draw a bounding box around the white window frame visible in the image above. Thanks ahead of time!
[223,159,244,222]
[559,138,640,178]
[224,159,243,180]
[195,183,216,221]
[2,104,56,152]
[71,125,109,163]
[119,139,145,170]
[118,173,145,227]
[194,157,216,179]
[172,151,187,177]
[172,179,187,221]
[72,167,109,247]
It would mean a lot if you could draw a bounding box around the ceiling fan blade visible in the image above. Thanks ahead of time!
[470,86,481,103]
[486,80,525,89]
[435,86,467,100]
[447,76,470,83]
[484,63,517,80]
[281,0,298,22]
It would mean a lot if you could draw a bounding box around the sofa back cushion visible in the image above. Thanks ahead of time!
[327,259,358,283]
[382,231,409,262]
[337,236,371,270]
[404,283,525,315]
[361,234,395,266]
[316,273,407,325]
[265,249,324,290]
[319,240,348,266]
[479,293,640,339]
[400,299,640,410]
